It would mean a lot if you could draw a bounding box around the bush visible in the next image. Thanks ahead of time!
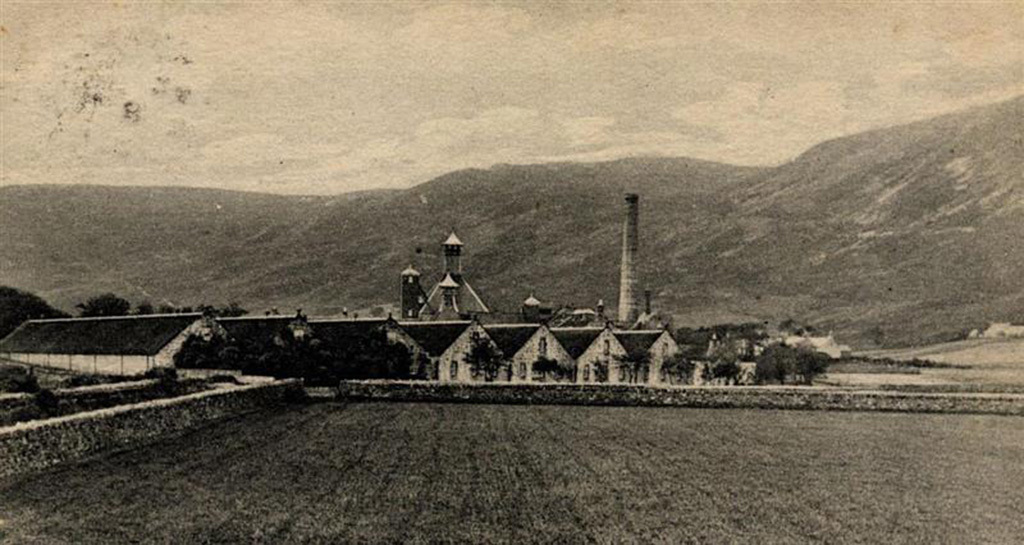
[660,354,696,384]
[0,366,41,394]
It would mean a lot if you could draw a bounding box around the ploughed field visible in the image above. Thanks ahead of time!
[2,403,1023,543]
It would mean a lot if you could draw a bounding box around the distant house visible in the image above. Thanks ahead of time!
[0,313,210,375]
[981,322,1024,339]
[782,332,851,359]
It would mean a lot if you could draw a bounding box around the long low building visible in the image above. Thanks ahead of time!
[0,313,683,384]
[0,313,209,375]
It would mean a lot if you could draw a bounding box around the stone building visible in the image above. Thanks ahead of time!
[0,313,211,375]
[613,329,680,384]
[486,323,574,382]
[413,232,490,321]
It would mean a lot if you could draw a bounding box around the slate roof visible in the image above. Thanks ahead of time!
[0,313,202,356]
[218,316,295,344]
[308,319,388,344]
[397,321,471,357]
[614,331,664,359]
[484,324,539,358]
[550,327,603,359]
[421,276,490,317]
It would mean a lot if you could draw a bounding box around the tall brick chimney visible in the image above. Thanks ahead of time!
[618,193,640,324]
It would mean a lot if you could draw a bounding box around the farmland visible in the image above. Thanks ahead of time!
[2,403,1023,543]
[853,338,1024,388]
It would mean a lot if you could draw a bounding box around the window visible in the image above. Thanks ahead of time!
[518,361,526,379]
[583,365,590,381]
[539,337,548,358]
[450,361,458,380]
[407,309,414,317]
[408,277,414,284]
[603,339,610,356]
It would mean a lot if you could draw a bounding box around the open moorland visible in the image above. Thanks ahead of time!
[2,402,1022,544]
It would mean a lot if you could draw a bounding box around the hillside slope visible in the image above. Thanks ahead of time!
[1,97,1021,347]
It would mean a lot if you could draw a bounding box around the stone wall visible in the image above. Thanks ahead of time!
[0,379,302,479]
[336,381,1024,416]
[0,379,209,427]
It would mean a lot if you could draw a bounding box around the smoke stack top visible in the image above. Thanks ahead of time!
[618,193,641,324]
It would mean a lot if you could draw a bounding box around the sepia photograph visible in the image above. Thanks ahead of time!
[0,1,1022,542]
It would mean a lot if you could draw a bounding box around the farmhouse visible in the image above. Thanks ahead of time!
[0,313,210,375]
[782,332,851,359]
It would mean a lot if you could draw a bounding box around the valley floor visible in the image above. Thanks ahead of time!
[1,403,1023,543]
[851,337,1024,388]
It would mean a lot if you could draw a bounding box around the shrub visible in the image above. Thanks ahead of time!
[533,357,572,382]
[34,388,60,417]
[660,354,696,384]
[465,335,503,382]
[795,349,830,385]
[0,366,41,394]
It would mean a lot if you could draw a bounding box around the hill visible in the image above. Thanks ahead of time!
[1,97,1021,347]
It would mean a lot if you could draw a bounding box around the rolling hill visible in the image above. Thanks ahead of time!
[1,96,1021,348]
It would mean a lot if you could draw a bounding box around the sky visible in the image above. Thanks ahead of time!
[2,1,1022,195]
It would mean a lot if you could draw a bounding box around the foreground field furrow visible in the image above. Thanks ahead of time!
[2,403,1023,543]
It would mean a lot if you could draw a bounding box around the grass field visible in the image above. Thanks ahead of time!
[856,338,1024,387]
[2,403,1023,544]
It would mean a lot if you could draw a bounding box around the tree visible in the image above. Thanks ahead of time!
[755,344,799,385]
[592,359,609,383]
[614,352,649,384]
[706,359,741,385]
[795,348,830,385]
[134,301,155,315]
[0,286,69,339]
[533,356,570,382]
[76,293,131,317]
[464,335,503,382]
[660,353,696,385]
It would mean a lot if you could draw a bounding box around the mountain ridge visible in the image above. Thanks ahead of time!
[2,96,1021,348]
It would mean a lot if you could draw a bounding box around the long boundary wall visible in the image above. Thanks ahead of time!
[0,379,209,427]
[337,381,1024,416]
[0,379,302,479]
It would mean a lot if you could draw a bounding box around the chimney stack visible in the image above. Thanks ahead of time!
[618,193,640,324]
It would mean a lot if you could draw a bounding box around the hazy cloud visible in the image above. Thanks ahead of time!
[2,2,1021,194]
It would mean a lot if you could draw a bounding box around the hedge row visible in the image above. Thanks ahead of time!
[0,379,303,479]
[0,378,209,427]
[336,381,1024,416]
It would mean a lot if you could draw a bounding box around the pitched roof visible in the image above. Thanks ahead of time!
[397,321,471,357]
[614,331,664,359]
[444,232,463,246]
[522,295,541,306]
[218,316,295,344]
[484,324,539,357]
[438,273,460,289]
[0,313,202,356]
[550,327,603,359]
[422,276,490,317]
[308,319,388,345]
[401,265,420,277]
